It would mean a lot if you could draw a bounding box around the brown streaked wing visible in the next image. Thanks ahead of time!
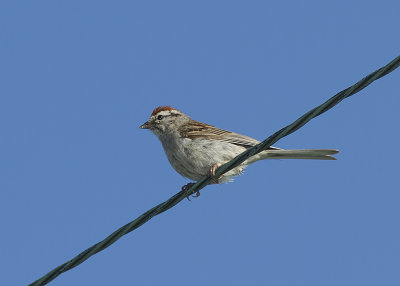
[179,120,280,149]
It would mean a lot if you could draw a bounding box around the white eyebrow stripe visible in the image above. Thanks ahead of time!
[154,110,181,117]
[169,110,182,115]
[158,110,173,116]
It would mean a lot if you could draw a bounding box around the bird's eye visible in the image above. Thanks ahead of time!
[157,115,163,120]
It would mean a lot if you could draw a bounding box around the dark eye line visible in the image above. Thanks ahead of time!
[155,112,180,121]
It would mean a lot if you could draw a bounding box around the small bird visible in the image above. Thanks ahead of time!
[140,106,338,198]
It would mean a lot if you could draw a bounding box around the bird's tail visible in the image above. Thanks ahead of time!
[247,149,339,163]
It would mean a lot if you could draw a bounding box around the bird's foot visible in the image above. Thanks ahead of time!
[181,182,199,201]
[209,163,222,183]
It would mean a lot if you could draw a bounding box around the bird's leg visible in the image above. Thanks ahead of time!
[181,163,222,201]
[209,163,222,184]
[181,182,199,201]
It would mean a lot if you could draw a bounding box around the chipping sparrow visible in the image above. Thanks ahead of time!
[140,106,338,196]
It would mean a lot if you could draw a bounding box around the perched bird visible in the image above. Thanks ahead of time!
[140,106,338,198]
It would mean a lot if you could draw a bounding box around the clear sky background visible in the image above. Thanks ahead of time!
[1,1,400,285]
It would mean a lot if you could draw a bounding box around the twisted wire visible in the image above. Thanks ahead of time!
[30,55,400,286]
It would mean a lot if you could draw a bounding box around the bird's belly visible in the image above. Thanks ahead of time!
[163,138,247,182]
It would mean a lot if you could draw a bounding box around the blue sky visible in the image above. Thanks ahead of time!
[1,1,400,285]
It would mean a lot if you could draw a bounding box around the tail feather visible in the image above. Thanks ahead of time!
[254,149,339,161]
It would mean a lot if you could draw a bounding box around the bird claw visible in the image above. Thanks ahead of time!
[209,163,222,183]
[181,182,199,201]
[181,163,222,201]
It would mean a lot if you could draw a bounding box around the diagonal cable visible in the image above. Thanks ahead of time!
[30,55,400,286]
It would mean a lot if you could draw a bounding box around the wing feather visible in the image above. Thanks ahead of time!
[179,120,280,150]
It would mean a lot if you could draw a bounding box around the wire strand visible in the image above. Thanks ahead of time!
[29,55,400,286]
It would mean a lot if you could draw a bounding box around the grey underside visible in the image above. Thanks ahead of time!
[166,120,338,182]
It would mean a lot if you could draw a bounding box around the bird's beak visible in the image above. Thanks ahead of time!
[139,121,151,129]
